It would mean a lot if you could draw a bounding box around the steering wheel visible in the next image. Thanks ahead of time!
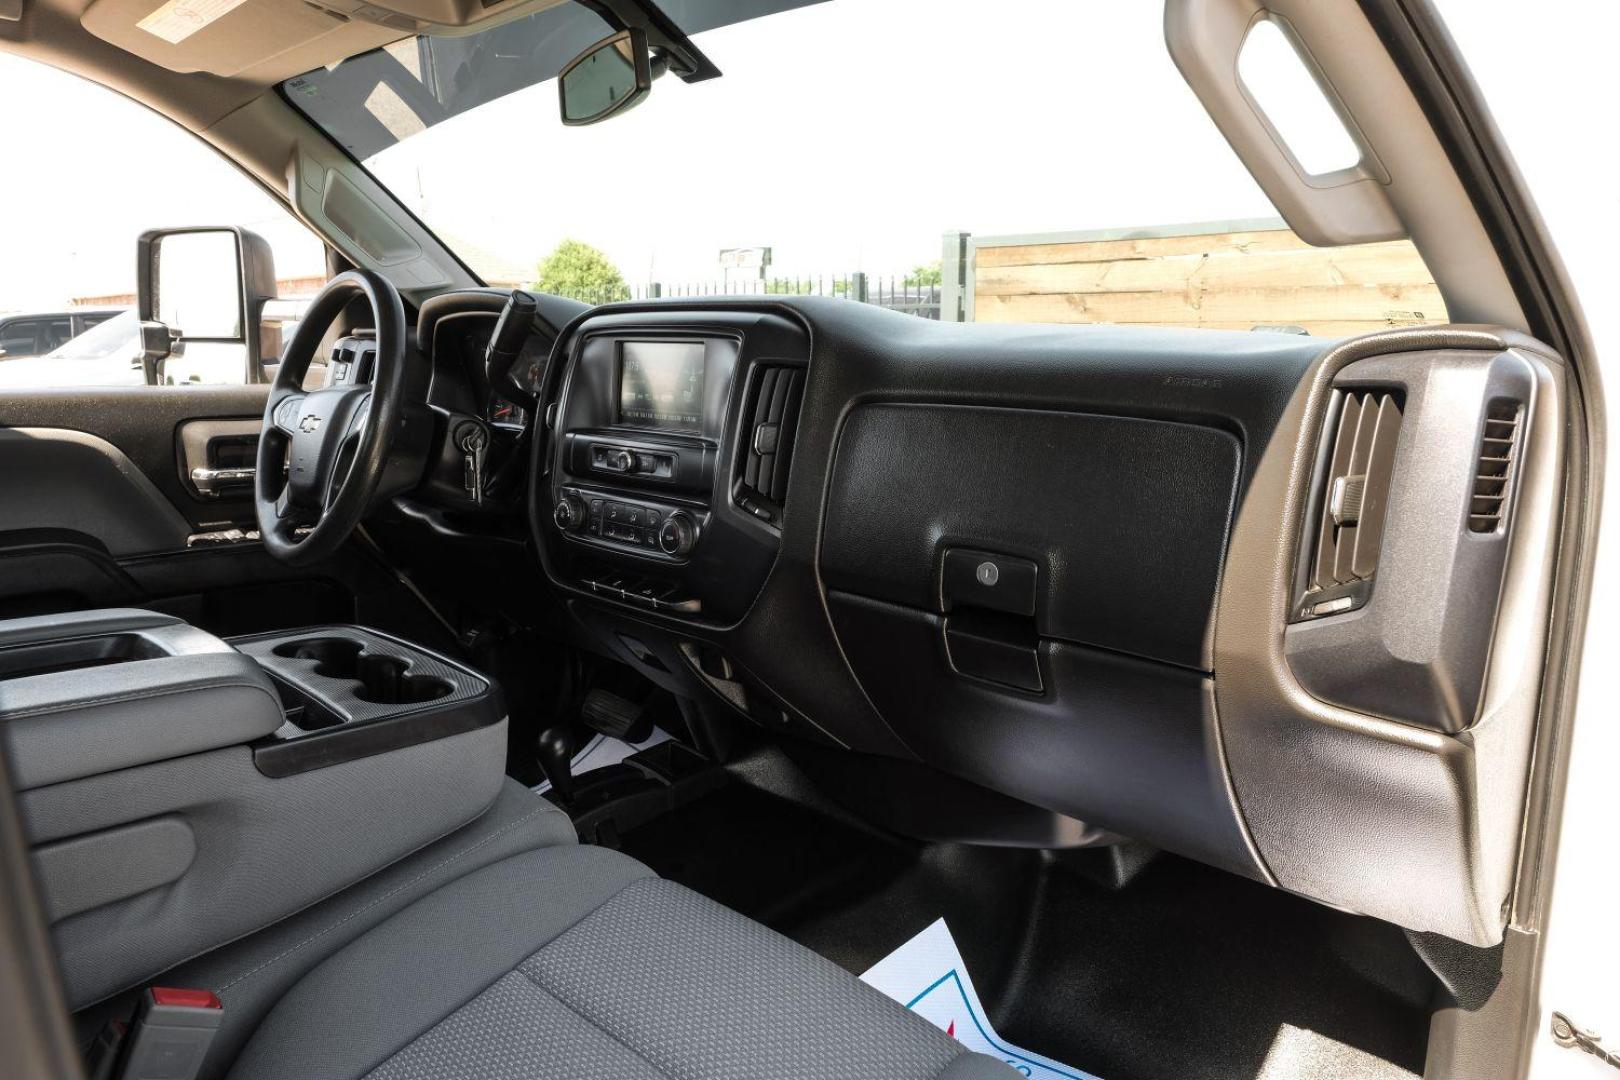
[255,269,407,566]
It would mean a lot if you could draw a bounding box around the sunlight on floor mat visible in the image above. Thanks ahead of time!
[861,918,1419,1080]
[864,918,1100,1079]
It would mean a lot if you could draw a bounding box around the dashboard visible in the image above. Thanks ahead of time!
[410,287,1564,950]
[417,290,553,426]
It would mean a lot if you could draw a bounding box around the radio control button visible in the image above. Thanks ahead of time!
[553,495,587,533]
[658,512,698,557]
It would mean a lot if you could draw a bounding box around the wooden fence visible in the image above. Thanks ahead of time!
[954,219,1447,337]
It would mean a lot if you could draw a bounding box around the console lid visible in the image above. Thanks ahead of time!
[0,609,283,790]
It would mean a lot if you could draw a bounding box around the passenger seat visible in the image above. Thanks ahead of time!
[225,802,1015,1079]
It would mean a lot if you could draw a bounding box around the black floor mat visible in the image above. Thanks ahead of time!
[619,782,1435,1080]
[617,780,919,932]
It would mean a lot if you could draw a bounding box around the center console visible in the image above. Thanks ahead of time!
[0,608,507,1008]
[540,311,810,624]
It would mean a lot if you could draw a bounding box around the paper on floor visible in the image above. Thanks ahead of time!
[861,918,1102,1080]
[532,727,671,796]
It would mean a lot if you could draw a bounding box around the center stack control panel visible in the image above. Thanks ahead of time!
[538,312,809,625]
[553,486,704,558]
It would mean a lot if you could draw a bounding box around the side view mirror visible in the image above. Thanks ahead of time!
[135,321,182,384]
[558,28,653,127]
[136,226,277,386]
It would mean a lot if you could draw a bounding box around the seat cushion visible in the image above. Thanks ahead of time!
[77,778,578,1080]
[228,844,1016,1080]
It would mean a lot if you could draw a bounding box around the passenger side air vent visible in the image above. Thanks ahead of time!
[1468,400,1523,533]
[733,363,806,525]
[1299,389,1403,619]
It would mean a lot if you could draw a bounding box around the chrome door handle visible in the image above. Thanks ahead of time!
[190,466,255,496]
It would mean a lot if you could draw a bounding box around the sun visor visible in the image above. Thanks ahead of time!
[80,0,562,80]
[81,0,394,78]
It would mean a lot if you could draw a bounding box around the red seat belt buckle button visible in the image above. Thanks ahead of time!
[149,987,222,1010]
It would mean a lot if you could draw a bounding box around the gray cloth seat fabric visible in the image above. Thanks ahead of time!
[72,778,578,1080]
[228,843,1016,1080]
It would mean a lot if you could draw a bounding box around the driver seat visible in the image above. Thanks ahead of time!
[225,830,1014,1080]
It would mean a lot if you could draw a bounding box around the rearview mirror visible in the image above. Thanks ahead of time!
[136,226,276,385]
[559,29,652,127]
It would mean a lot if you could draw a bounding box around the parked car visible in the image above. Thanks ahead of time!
[0,301,310,389]
[0,307,124,361]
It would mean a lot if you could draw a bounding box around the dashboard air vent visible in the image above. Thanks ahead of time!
[1304,389,1403,612]
[1468,400,1523,533]
[734,364,806,524]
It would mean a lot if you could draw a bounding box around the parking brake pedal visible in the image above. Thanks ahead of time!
[581,689,652,743]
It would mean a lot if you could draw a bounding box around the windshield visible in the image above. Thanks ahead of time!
[46,309,136,360]
[283,0,1449,335]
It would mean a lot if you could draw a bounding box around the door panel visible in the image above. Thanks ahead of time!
[0,387,358,634]
[0,387,268,533]
[0,428,190,555]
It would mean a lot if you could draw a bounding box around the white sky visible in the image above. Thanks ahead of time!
[0,56,324,311]
[367,0,1278,285]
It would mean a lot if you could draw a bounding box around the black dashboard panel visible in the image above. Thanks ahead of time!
[821,403,1240,671]
[529,296,1329,871]
[538,311,809,625]
[417,287,586,421]
[825,591,1259,878]
[403,283,1561,945]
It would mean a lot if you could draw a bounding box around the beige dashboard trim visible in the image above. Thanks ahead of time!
[1213,325,1564,946]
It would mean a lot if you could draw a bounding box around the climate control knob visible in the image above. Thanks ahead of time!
[657,511,698,556]
[553,494,587,533]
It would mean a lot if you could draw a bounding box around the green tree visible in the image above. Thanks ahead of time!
[905,261,943,287]
[533,239,630,303]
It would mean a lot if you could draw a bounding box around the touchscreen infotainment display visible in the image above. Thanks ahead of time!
[618,341,706,431]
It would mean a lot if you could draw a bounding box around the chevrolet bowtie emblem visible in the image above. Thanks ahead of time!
[299,415,322,433]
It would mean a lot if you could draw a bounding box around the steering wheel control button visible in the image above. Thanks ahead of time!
[658,512,698,557]
[942,548,1038,618]
[273,398,302,432]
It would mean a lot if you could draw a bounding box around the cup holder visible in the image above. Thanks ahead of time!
[269,635,453,707]
[354,654,453,705]
[272,637,364,679]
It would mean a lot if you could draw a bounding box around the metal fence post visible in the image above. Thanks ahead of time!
[940,231,970,322]
[648,283,662,299]
[850,272,869,304]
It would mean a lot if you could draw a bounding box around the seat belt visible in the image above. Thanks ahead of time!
[86,987,223,1080]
